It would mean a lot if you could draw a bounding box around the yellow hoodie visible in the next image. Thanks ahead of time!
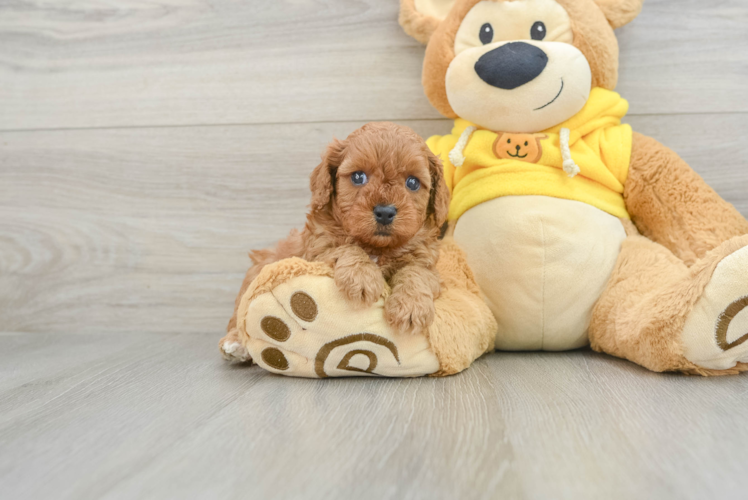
[426,88,633,221]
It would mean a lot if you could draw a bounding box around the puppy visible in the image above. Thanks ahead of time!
[222,122,450,361]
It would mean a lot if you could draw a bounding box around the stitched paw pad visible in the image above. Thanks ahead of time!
[237,261,440,378]
[682,245,748,370]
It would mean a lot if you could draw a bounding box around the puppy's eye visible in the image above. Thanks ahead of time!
[479,23,493,45]
[351,171,368,186]
[531,21,546,41]
[406,176,421,192]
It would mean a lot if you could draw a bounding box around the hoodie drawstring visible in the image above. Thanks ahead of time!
[560,127,580,178]
[448,126,477,167]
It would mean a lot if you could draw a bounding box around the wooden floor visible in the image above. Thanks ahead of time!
[1,0,748,498]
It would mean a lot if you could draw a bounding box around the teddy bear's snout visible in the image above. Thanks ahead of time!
[474,42,548,90]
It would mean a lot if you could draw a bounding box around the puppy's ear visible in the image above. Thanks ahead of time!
[427,150,450,228]
[310,138,346,212]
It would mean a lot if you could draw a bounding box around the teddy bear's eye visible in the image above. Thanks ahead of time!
[351,171,368,186]
[531,21,546,41]
[479,23,493,45]
[406,176,421,191]
[524,141,529,146]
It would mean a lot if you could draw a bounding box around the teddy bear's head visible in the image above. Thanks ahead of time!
[400,0,643,133]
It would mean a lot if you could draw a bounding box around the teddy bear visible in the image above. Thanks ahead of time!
[220,0,748,377]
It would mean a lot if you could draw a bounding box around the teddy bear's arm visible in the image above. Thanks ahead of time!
[623,132,748,266]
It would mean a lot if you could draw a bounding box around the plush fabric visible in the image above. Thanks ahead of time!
[682,243,748,370]
[446,1,590,132]
[418,0,623,117]
[455,196,626,350]
[555,0,622,89]
[420,237,498,375]
[421,0,480,117]
[625,132,748,266]
[589,225,748,376]
[238,266,440,378]
[231,237,496,378]
[592,0,644,29]
[428,88,632,220]
[438,86,636,352]
[400,0,444,44]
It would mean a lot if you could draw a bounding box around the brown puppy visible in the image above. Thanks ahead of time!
[221,122,450,361]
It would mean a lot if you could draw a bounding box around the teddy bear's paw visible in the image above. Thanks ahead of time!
[682,245,748,371]
[239,270,440,378]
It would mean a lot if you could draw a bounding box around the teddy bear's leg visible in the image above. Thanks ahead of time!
[228,237,495,378]
[624,132,748,265]
[589,223,748,375]
[593,132,748,375]
[425,238,497,376]
[680,238,748,371]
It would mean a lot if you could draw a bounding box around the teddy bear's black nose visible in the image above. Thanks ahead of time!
[474,42,548,90]
[373,205,397,226]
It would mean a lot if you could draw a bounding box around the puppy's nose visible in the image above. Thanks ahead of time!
[373,205,397,226]
[474,42,548,90]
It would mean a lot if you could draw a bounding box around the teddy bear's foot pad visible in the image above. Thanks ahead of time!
[237,265,440,378]
[682,245,748,370]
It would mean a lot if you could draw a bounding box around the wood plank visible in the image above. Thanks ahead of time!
[0,0,746,131]
[0,332,177,426]
[1,114,747,335]
[618,0,748,115]
[1,333,748,499]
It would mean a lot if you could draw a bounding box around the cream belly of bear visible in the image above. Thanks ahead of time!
[453,196,626,351]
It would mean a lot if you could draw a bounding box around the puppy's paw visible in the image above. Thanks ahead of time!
[219,329,253,364]
[334,261,385,307]
[384,289,436,335]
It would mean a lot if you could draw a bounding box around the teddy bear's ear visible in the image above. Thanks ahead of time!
[399,0,457,44]
[592,0,644,29]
